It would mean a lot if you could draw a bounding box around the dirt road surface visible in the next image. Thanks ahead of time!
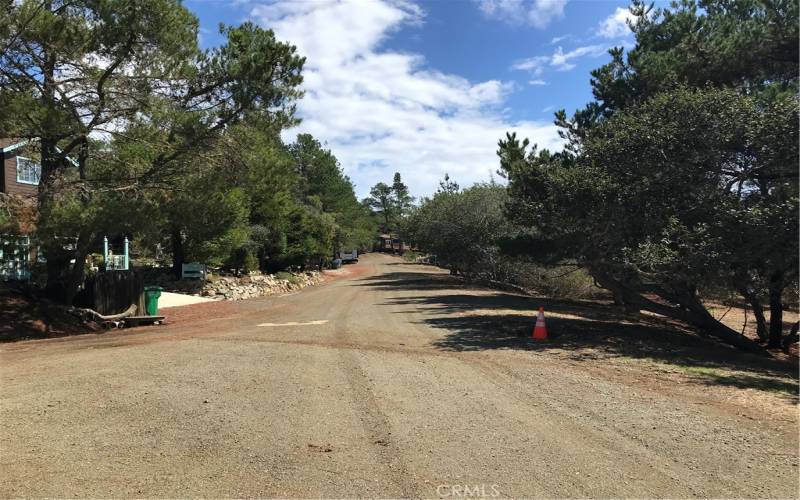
[1,254,797,498]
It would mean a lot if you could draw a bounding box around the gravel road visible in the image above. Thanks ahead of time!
[1,253,797,498]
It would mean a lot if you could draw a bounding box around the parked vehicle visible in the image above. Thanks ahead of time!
[339,249,358,263]
[374,234,406,254]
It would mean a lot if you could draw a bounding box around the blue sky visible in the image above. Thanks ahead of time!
[185,0,639,197]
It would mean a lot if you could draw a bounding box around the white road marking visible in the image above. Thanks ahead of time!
[257,320,329,327]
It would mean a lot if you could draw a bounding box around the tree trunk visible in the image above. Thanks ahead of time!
[39,136,64,297]
[64,246,89,306]
[590,268,640,314]
[767,271,784,348]
[63,228,100,306]
[258,248,267,272]
[61,141,94,306]
[39,19,61,296]
[738,286,768,341]
[678,292,764,352]
[589,267,764,353]
[171,227,184,278]
[43,250,66,299]
[782,322,799,351]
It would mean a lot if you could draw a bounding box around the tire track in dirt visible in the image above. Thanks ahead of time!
[459,353,791,497]
[332,276,417,498]
[462,355,704,493]
[4,254,796,497]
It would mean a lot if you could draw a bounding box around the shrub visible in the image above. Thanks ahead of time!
[275,271,301,284]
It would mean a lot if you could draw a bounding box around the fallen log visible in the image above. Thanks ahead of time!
[70,304,137,323]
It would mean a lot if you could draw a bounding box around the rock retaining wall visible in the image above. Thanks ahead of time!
[149,271,324,301]
[202,272,323,300]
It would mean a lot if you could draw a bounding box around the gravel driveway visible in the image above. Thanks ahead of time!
[1,253,797,498]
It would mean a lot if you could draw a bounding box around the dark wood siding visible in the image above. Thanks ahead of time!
[3,150,38,198]
[0,139,10,193]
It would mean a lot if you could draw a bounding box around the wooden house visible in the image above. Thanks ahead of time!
[1,139,40,198]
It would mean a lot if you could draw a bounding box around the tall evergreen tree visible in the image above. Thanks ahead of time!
[366,182,394,227]
[391,172,414,219]
[500,0,798,351]
[0,2,305,301]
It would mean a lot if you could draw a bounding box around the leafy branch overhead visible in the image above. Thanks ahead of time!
[498,0,798,350]
[0,0,371,302]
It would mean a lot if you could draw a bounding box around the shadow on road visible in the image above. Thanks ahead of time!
[358,269,798,399]
[357,270,467,292]
[0,288,97,341]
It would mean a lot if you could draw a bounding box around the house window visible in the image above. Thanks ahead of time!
[16,157,41,185]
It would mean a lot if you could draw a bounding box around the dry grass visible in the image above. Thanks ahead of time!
[706,301,799,341]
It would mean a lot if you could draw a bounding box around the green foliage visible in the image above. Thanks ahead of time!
[227,245,259,275]
[407,181,516,281]
[274,271,301,284]
[406,178,598,298]
[503,88,798,346]
[366,182,395,226]
[0,0,308,301]
[291,134,353,213]
[501,0,799,350]
[287,133,377,262]
[180,188,250,267]
[205,23,305,128]
[402,250,424,262]
[364,172,415,237]
[391,172,414,218]
[586,0,798,116]
[0,0,201,143]
[0,0,364,296]
[269,200,335,270]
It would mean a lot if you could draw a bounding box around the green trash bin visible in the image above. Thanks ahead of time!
[144,286,162,316]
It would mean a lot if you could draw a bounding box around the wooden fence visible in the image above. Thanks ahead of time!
[86,270,145,316]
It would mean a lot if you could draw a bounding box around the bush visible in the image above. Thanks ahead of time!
[402,250,424,262]
[406,182,513,281]
[226,246,259,275]
[275,271,301,284]
[512,263,602,300]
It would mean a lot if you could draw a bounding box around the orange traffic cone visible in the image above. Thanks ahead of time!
[532,307,548,341]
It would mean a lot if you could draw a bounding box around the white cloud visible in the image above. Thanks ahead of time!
[597,7,635,39]
[475,0,523,18]
[511,55,549,75]
[528,79,547,86]
[551,44,607,71]
[475,0,567,28]
[527,0,568,28]
[250,0,562,197]
[512,43,608,76]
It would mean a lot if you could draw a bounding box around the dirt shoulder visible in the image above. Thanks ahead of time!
[366,260,798,440]
[0,286,100,341]
[1,255,797,498]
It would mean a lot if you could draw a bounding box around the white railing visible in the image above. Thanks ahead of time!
[107,254,127,270]
[0,235,31,281]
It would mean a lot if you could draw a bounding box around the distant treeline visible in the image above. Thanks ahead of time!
[401,0,798,351]
[0,1,379,303]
